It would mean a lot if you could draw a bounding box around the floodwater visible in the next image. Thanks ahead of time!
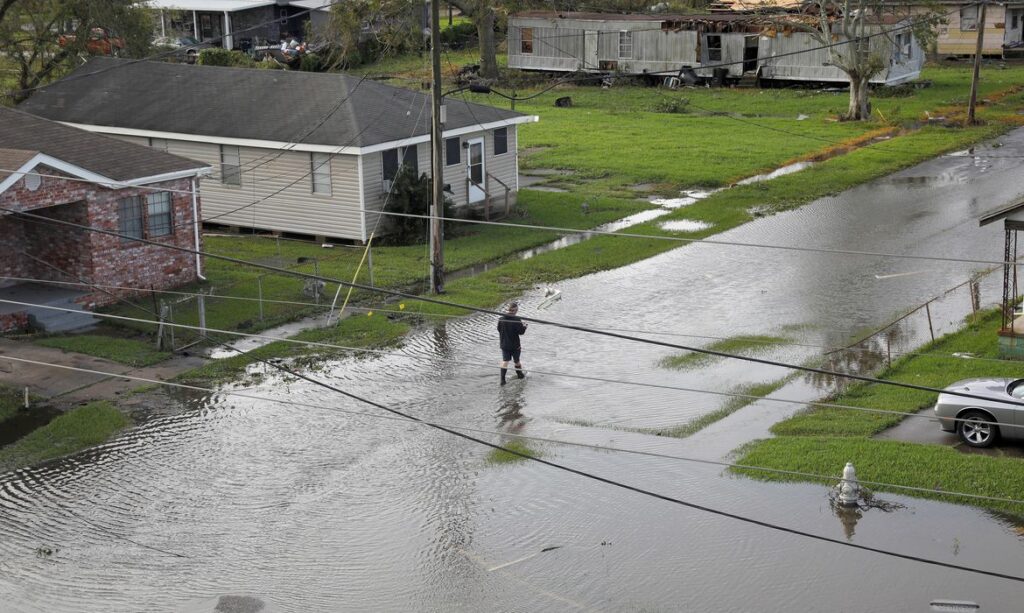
[4,133,1024,611]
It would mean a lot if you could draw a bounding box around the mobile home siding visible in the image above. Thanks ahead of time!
[113,136,365,239]
[509,14,924,84]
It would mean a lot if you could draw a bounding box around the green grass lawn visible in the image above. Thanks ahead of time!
[660,335,789,370]
[34,334,170,367]
[734,309,1024,519]
[0,401,128,473]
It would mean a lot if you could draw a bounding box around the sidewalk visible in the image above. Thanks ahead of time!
[0,338,205,405]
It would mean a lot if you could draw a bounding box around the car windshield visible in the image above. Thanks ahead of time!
[1008,380,1024,399]
[180,36,198,45]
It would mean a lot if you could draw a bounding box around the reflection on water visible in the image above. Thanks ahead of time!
[3,131,1024,612]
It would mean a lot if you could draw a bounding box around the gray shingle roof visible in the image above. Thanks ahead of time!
[0,107,208,182]
[20,58,527,149]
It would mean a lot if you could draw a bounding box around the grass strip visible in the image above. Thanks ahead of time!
[0,401,128,473]
[0,384,32,423]
[642,378,791,438]
[176,312,410,385]
[34,335,171,367]
[734,309,1024,519]
[660,335,788,370]
[486,439,540,464]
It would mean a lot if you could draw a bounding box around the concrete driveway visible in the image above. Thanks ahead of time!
[875,407,1024,458]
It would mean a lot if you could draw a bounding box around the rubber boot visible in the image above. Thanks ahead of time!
[515,363,525,379]
[500,368,508,386]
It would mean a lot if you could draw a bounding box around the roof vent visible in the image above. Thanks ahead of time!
[24,172,41,191]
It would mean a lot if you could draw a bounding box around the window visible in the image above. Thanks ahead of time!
[118,196,144,241]
[149,138,168,151]
[618,31,633,59]
[311,153,331,195]
[1013,13,1020,30]
[146,192,172,237]
[521,27,534,54]
[382,145,418,185]
[445,137,461,166]
[960,5,979,31]
[493,127,508,155]
[894,31,912,62]
[706,35,722,62]
[220,145,241,186]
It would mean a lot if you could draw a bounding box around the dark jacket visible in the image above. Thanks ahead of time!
[497,314,527,350]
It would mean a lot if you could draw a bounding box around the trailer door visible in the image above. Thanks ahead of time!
[584,30,599,70]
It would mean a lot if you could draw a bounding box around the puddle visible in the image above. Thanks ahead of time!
[734,162,813,186]
[648,189,718,208]
[659,219,714,232]
[0,405,62,446]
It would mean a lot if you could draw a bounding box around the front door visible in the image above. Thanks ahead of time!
[583,30,599,70]
[1006,9,1023,46]
[466,137,485,203]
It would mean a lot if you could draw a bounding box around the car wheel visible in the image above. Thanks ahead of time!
[187,50,197,64]
[958,410,999,448]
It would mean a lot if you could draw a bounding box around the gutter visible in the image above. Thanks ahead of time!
[191,177,205,280]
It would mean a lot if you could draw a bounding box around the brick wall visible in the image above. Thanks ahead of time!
[0,167,204,308]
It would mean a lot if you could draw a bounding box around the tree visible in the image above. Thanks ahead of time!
[324,0,424,69]
[1,0,151,104]
[767,1,941,120]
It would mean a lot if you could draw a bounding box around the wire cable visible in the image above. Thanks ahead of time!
[0,167,1020,267]
[7,205,1024,411]
[4,354,1023,508]
[8,298,1024,433]
[14,352,1019,581]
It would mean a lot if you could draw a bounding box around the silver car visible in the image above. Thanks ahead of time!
[934,378,1024,448]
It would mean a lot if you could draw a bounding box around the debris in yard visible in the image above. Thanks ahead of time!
[797,114,809,121]
[554,96,573,107]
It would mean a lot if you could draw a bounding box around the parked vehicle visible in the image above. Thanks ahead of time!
[934,378,1024,447]
[152,35,211,64]
[58,27,124,56]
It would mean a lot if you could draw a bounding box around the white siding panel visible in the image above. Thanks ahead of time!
[131,139,365,240]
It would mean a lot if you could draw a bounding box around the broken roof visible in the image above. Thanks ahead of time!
[20,58,532,152]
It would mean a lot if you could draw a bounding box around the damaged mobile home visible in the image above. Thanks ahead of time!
[507,11,924,85]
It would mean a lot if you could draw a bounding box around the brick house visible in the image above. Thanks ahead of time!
[0,108,210,331]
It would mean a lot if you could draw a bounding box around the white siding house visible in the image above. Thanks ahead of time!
[22,58,536,242]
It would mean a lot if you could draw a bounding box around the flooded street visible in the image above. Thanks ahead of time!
[4,132,1024,611]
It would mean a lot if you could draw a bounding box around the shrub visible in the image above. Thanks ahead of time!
[441,22,477,49]
[197,48,257,68]
[381,167,452,245]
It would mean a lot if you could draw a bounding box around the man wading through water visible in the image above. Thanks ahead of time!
[498,301,528,386]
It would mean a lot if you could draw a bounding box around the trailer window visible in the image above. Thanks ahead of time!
[521,27,534,54]
[618,31,632,59]
[960,5,978,31]
[706,35,722,62]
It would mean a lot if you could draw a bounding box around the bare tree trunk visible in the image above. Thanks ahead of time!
[476,4,497,79]
[847,75,871,120]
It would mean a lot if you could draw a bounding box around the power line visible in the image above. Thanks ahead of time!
[11,235,1024,580]
[5,274,1017,367]
[1,166,1020,267]
[7,205,1024,411]
[8,297,1024,435]
[13,353,1020,582]
[4,354,1022,508]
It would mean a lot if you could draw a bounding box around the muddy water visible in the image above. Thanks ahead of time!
[4,133,1024,611]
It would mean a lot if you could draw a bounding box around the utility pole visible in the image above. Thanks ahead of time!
[429,0,445,294]
[967,0,987,125]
